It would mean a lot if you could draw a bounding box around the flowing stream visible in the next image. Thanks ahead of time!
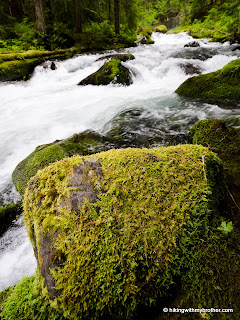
[0,32,240,291]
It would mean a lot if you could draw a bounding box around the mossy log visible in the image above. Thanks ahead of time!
[23,145,226,319]
[78,58,133,86]
[175,59,240,103]
[0,48,80,81]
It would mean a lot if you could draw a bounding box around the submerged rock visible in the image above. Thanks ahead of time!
[178,62,201,75]
[184,41,200,47]
[96,53,135,62]
[24,145,225,319]
[175,58,240,103]
[78,58,132,86]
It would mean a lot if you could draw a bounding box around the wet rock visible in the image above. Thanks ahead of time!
[50,62,56,70]
[232,45,240,52]
[0,202,22,236]
[184,41,200,48]
[78,58,132,86]
[176,58,240,103]
[171,47,214,61]
[12,129,113,197]
[179,63,201,75]
[24,145,226,318]
[96,53,135,62]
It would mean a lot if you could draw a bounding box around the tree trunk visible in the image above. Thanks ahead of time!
[34,0,46,35]
[239,9,240,33]
[76,0,82,33]
[108,0,111,21]
[114,0,120,34]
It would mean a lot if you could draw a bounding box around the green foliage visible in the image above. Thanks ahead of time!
[0,274,67,320]
[24,145,226,319]
[175,59,240,102]
[217,221,233,234]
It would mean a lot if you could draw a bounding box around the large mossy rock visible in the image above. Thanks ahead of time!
[12,130,112,197]
[78,58,132,86]
[175,59,240,103]
[190,118,240,192]
[24,145,226,319]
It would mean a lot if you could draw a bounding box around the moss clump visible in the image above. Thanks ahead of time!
[155,25,168,33]
[190,119,240,189]
[12,130,112,197]
[175,59,240,103]
[190,119,240,154]
[24,145,226,319]
[78,58,132,86]
[0,58,43,81]
[96,53,135,62]
[0,274,67,320]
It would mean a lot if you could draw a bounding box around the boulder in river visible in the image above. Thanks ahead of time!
[96,53,135,62]
[184,41,200,48]
[24,145,226,319]
[178,62,201,75]
[175,58,240,103]
[78,58,132,86]
[12,130,112,197]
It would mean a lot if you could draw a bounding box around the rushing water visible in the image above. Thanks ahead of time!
[0,32,240,291]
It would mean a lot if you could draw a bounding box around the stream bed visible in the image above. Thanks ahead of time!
[0,32,240,291]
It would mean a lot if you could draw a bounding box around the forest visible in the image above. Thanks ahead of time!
[0,0,240,51]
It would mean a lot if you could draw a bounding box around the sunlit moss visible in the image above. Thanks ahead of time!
[23,145,226,319]
[175,59,240,102]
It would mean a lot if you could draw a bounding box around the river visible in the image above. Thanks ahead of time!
[0,32,240,291]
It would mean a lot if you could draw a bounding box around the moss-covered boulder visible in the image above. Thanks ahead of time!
[175,59,240,103]
[190,119,240,193]
[78,58,132,86]
[0,202,22,236]
[190,119,240,154]
[24,145,226,319]
[155,25,168,33]
[12,130,112,197]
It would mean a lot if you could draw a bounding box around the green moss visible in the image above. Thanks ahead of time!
[0,274,67,320]
[78,58,132,86]
[12,143,66,197]
[12,130,114,197]
[190,119,240,188]
[175,59,240,103]
[190,119,240,154]
[155,25,168,33]
[0,58,43,81]
[24,145,226,319]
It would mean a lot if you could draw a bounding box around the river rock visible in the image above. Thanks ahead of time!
[0,202,22,236]
[24,145,225,319]
[175,58,240,103]
[96,53,135,62]
[179,62,201,75]
[12,130,112,197]
[184,41,200,47]
[78,58,132,86]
